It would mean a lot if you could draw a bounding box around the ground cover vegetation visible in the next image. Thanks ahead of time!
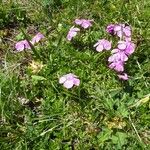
[0,0,150,149]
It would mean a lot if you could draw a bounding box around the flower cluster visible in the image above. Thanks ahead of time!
[93,23,135,80]
[61,22,136,89]
[67,19,93,41]
[108,41,135,72]
[106,23,135,80]
[15,32,44,52]
[14,19,136,89]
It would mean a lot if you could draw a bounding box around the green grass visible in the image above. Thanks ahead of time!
[0,0,150,149]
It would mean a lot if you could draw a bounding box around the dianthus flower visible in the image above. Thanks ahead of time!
[75,19,93,29]
[108,50,128,62]
[94,39,111,52]
[106,24,132,41]
[108,40,135,63]
[67,26,80,41]
[114,24,131,40]
[117,41,135,56]
[15,40,31,52]
[31,32,45,44]
[59,73,80,89]
[109,61,125,72]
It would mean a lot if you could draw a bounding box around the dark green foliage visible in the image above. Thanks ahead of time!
[0,2,29,29]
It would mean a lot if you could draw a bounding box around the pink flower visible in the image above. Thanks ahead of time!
[59,73,80,89]
[106,23,132,41]
[75,19,93,29]
[108,51,128,62]
[106,24,115,35]
[118,73,129,80]
[109,61,124,72]
[123,26,132,37]
[117,41,127,50]
[67,26,80,41]
[117,41,135,56]
[108,41,135,63]
[15,32,45,52]
[94,39,111,52]
[31,32,45,44]
[114,24,132,40]
[15,40,31,52]
[125,37,132,42]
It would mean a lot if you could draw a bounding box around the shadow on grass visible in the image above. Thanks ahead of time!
[71,40,95,52]
[70,88,92,109]
[121,82,134,97]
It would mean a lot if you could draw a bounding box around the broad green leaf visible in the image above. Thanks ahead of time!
[31,75,46,81]
[112,132,127,149]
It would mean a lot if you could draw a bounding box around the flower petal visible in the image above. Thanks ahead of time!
[96,44,104,52]
[31,32,44,44]
[103,41,111,50]
[73,78,80,86]
[74,19,82,25]
[120,52,128,61]
[118,41,126,50]
[81,21,92,29]
[117,30,123,38]
[109,61,124,72]
[114,25,121,31]
[15,42,25,51]
[123,26,131,37]
[125,42,135,55]
[93,41,100,47]
[118,73,128,80]
[59,76,66,84]
[63,80,74,89]
[111,49,120,54]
